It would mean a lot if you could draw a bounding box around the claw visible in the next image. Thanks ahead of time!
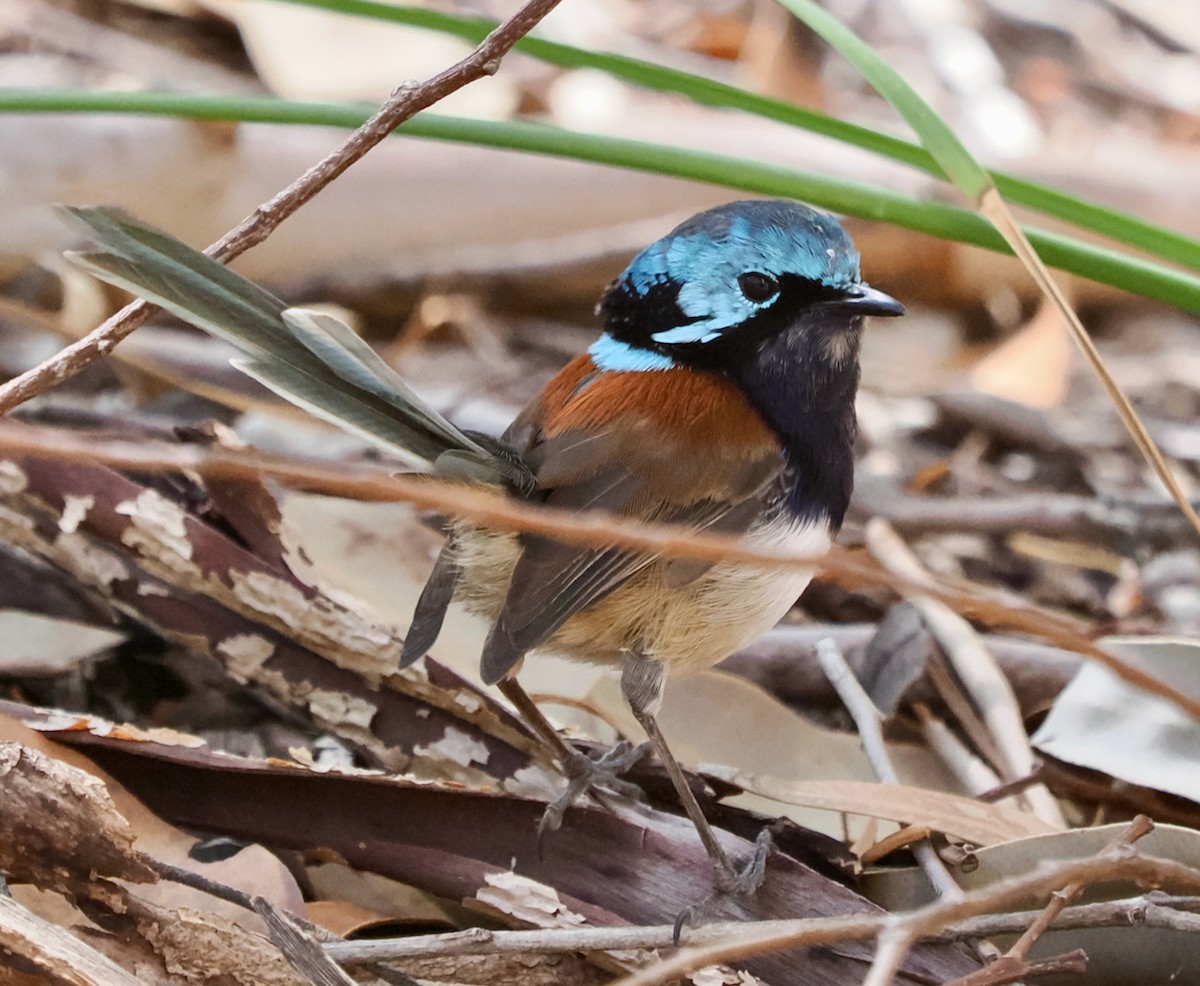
[673,904,700,945]
[715,828,774,896]
[537,740,652,843]
[670,829,776,932]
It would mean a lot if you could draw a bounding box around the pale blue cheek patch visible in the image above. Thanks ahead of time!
[589,333,676,372]
[650,323,718,344]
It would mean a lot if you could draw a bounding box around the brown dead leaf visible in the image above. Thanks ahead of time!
[733,777,1055,846]
[306,862,458,928]
[970,301,1074,408]
[304,899,397,939]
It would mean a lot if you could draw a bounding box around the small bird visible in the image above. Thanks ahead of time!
[64,200,903,893]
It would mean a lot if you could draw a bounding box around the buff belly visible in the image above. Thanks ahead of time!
[450,517,831,676]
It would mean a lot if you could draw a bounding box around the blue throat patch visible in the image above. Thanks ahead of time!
[589,333,675,372]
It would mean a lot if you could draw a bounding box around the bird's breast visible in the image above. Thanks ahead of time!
[452,352,831,674]
[450,511,829,676]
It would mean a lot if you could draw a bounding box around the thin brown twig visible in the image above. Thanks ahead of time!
[857,824,935,865]
[1007,815,1154,961]
[1,418,1197,721]
[607,850,1200,986]
[944,949,1088,986]
[976,768,1047,804]
[0,0,564,416]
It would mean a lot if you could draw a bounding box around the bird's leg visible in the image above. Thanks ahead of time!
[497,677,648,833]
[498,676,579,764]
[621,653,772,897]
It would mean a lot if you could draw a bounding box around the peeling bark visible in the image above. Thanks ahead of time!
[0,739,322,986]
[0,742,154,893]
[2,706,982,986]
[0,444,537,782]
[0,895,143,986]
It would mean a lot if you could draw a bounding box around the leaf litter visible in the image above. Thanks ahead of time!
[2,0,1200,984]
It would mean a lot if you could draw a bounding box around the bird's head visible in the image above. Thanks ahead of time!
[591,199,903,374]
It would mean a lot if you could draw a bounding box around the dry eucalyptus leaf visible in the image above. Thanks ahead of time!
[970,300,1074,408]
[1032,636,1200,804]
[587,669,959,837]
[730,777,1055,846]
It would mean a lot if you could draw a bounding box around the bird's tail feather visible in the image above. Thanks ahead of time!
[60,205,509,478]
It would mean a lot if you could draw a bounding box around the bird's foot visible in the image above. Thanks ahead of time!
[538,740,651,837]
[673,829,776,943]
[715,827,774,896]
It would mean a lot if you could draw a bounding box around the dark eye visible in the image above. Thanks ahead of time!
[737,272,779,303]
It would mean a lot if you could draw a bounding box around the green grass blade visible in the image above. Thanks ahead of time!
[262,0,1200,272]
[4,88,1200,311]
[777,0,989,199]
[770,0,1200,538]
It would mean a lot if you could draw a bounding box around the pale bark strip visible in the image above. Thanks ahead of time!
[0,895,144,986]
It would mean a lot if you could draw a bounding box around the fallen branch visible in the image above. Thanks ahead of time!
[0,894,144,986]
[322,895,1200,964]
[606,845,1200,986]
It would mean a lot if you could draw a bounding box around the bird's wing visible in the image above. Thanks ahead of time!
[479,364,784,683]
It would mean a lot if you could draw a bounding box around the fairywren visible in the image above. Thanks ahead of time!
[65,199,903,894]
